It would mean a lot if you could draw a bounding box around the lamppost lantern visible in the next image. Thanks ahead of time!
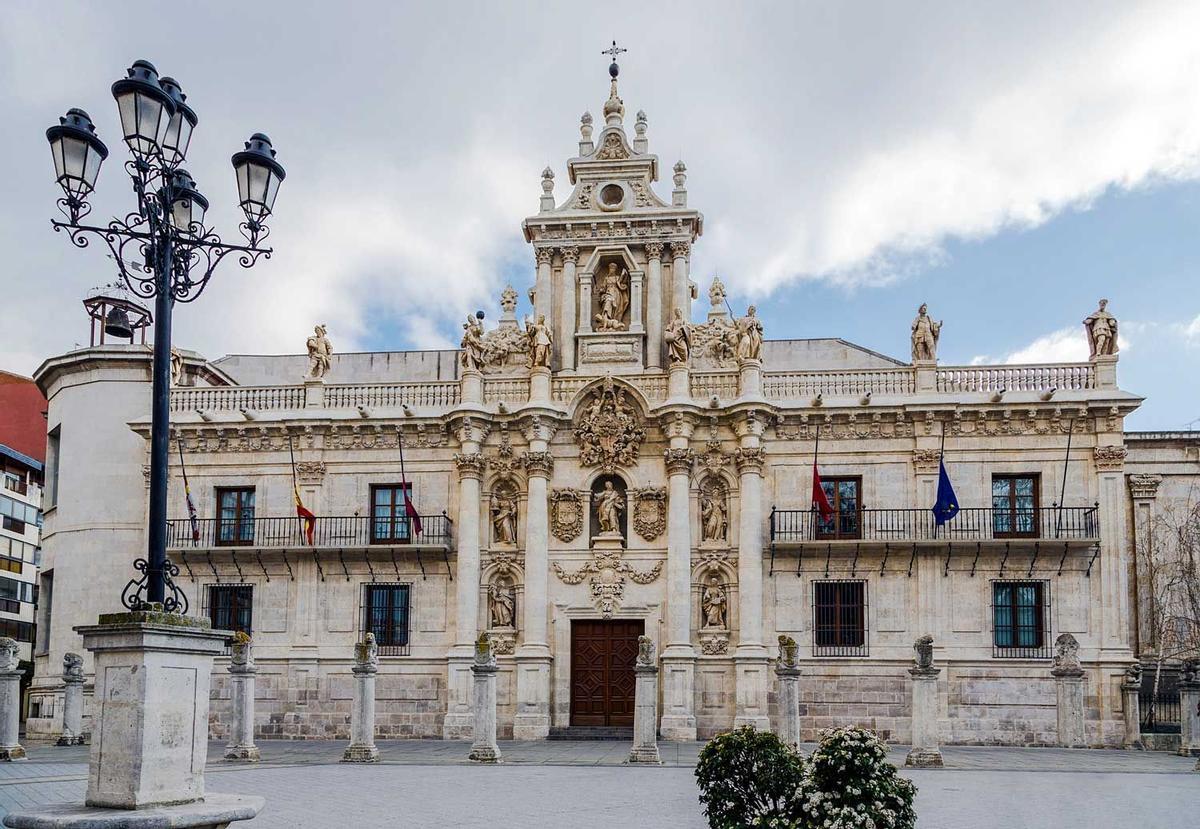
[111,59,176,161]
[46,59,284,614]
[45,108,109,217]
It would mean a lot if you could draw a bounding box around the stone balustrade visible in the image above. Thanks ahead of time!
[936,363,1096,393]
[763,368,916,398]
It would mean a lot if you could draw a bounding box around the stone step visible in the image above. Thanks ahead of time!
[547,726,635,741]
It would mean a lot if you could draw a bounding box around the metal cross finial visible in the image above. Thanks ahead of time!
[602,40,627,61]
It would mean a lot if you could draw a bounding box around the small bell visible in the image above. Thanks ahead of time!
[104,304,134,340]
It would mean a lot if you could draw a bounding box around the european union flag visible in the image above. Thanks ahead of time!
[931,459,960,526]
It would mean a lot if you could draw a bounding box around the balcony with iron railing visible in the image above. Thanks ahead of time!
[167,514,453,551]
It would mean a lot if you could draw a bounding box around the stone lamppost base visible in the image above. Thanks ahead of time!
[903,748,944,768]
[626,744,662,765]
[468,745,502,764]
[2,793,264,829]
[223,745,261,763]
[0,745,25,761]
[341,744,380,763]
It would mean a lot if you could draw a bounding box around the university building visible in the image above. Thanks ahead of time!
[25,63,1199,746]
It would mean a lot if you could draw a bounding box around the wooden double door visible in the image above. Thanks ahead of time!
[569,619,644,727]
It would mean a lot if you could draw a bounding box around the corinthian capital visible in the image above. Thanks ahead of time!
[560,245,580,264]
[734,446,766,474]
[1128,473,1162,500]
[664,447,695,475]
[521,450,555,477]
[644,241,665,260]
[670,240,690,259]
[535,247,555,266]
[453,452,487,479]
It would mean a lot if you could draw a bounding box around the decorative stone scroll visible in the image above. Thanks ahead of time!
[574,377,645,471]
[631,487,667,541]
[549,489,586,543]
[552,550,663,617]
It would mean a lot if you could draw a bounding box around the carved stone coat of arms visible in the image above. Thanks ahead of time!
[573,378,645,472]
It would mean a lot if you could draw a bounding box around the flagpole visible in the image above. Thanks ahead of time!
[288,433,302,544]
[812,423,820,538]
[1055,418,1073,539]
[177,438,197,547]
[934,422,947,540]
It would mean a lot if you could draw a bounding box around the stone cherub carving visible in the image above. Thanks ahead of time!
[635,634,655,667]
[62,652,84,681]
[460,314,485,371]
[664,308,691,365]
[913,634,934,670]
[355,632,379,670]
[0,637,18,673]
[700,488,728,543]
[701,576,728,629]
[490,491,517,545]
[735,306,764,362]
[306,324,333,379]
[778,634,799,669]
[1083,299,1118,359]
[1053,633,1082,673]
[910,304,941,362]
[488,582,515,628]
[594,262,630,332]
[525,314,553,368]
[594,480,625,536]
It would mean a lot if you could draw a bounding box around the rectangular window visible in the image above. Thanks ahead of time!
[45,427,60,508]
[371,484,414,544]
[992,474,1039,538]
[206,584,253,634]
[0,558,20,574]
[992,581,1050,658]
[362,583,411,655]
[816,477,862,540]
[0,618,34,643]
[2,471,26,496]
[0,577,33,603]
[813,580,868,656]
[216,487,256,546]
[36,570,52,654]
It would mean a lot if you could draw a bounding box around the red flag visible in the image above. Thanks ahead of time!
[403,487,423,536]
[812,463,835,521]
[294,485,316,545]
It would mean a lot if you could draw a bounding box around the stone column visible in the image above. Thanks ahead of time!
[628,637,662,764]
[1179,659,1200,757]
[733,414,771,730]
[560,246,579,372]
[1121,664,1144,750]
[670,241,690,323]
[530,365,551,404]
[460,367,484,406]
[224,635,260,762]
[57,652,86,746]
[1051,633,1086,748]
[774,636,801,749]
[661,430,697,740]
[738,358,763,399]
[444,443,486,739]
[645,242,664,368]
[0,638,24,761]
[579,272,594,334]
[515,434,554,739]
[468,633,502,763]
[342,634,380,763]
[668,363,690,400]
[904,636,943,767]
[534,247,554,323]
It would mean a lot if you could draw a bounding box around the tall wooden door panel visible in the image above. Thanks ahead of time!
[570,619,643,727]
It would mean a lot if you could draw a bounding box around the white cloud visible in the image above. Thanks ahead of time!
[1003,328,1091,364]
[1183,314,1200,344]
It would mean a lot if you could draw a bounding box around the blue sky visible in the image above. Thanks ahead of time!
[2,1,1198,429]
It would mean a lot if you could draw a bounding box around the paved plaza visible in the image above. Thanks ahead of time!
[0,740,1196,828]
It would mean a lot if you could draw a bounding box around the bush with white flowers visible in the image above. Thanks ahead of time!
[791,726,917,829]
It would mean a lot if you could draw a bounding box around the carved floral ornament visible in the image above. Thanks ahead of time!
[552,550,663,617]
[1127,473,1163,500]
[663,447,694,475]
[294,461,326,484]
[549,488,586,543]
[912,449,942,474]
[1094,445,1128,472]
[454,452,487,479]
[630,487,667,541]
[733,446,766,474]
[573,377,645,472]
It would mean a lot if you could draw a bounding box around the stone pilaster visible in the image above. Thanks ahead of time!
[342,636,380,763]
[579,272,594,334]
[670,241,690,322]
[905,666,943,767]
[224,637,260,762]
[0,639,24,761]
[560,246,579,371]
[57,654,87,747]
[1179,660,1200,757]
[661,437,697,741]
[514,441,554,739]
[534,246,554,323]
[733,414,770,730]
[1051,665,1086,748]
[445,446,486,739]
[628,643,662,764]
[774,638,801,749]
[645,242,664,368]
[468,635,502,763]
[1128,473,1162,654]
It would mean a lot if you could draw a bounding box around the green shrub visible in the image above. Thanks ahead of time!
[791,726,917,829]
[694,726,806,828]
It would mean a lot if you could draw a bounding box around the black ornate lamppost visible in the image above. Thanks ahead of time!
[45,59,286,613]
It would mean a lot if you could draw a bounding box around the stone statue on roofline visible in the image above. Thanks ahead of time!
[1083,298,1118,359]
[735,305,763,362]
[525,314,553,368]
[664,308,691,365]
[460,314,485,371]
[910,304,941,362]
[306,324,332,379]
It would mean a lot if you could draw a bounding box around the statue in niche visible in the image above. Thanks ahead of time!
[594,262,630,332]
[701,575,728,629]
[910,304,941,362]
[700,486,728,543]
[490,490,517,545]
[664,308,691,365]
[460,314,485,371]
[489,581,516,628]
[594,480,625,536]
[306,324,332,379]
[735,306,763,361]
[525,314,553,368]
[1083,298,1118,358]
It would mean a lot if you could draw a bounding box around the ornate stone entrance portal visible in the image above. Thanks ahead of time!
[569,620,643,727]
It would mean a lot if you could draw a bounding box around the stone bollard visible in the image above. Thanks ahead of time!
[1178,658,1200,758]
[904,635,943,767]
[342,633,380,763]
[57,652,87,747]
[0,638,25,761]
[224,633,260,762]
[1051,633,1087,748]
[1120,663,1144,750]
[628,636,662,764]
[774,635,801,749]
[468,632,502,763]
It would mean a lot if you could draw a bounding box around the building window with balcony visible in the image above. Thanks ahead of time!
[816,476,862,540]
[813,579,868,656]
[371,484,414,544]
[206,584,253,634]
[216,487,256,546]
[362,583,411,655]
[992,474,1039,538]
[992,580,1050,658]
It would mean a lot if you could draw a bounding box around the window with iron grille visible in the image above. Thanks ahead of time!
[371,484,415,544]
[362,583,411,655]
[992,580,1050,658]
[813,579,868,656]
[816,477,862,540]
[992,474,1039,538]
[215,487,256,546]
[206,584,253,634]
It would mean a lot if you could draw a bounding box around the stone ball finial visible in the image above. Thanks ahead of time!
[673,160,687,189]
[635,110,647,137]
[541,166,555,194]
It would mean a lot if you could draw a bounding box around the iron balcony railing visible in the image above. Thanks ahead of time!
[769,506,1099,544]
[166,514,453,549]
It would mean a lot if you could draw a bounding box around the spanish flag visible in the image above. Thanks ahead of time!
[294,484,316,545]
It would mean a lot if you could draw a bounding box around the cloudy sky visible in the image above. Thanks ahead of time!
[2,1,1198,428]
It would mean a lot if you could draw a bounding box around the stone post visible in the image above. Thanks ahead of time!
[738,358,763,400]
[1093,353,1118,390]
[460,367,484,406]
[303,376,325,407]
[468,633,502,763]
[774,636,801,749]
[0,638,24,761]
[444,443,485,740]
[514,435,554,739]
[661,436,697,741]
[57,652,86,747]
[1121,664,1144,750]
[534,247,554,323]
[913,359,936,393]
[530,365,552,404]
[645,242,664,368]
[4,609,263,827]
[628,636,662,764]
[733,414,771,730]
[560,247,579,371]
[1178,658,1200,757]
[1051,633,1087,748]
[224,634,260,762]
[667,363,690,401]
[904,635,943,767]
[342,634,380,763]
